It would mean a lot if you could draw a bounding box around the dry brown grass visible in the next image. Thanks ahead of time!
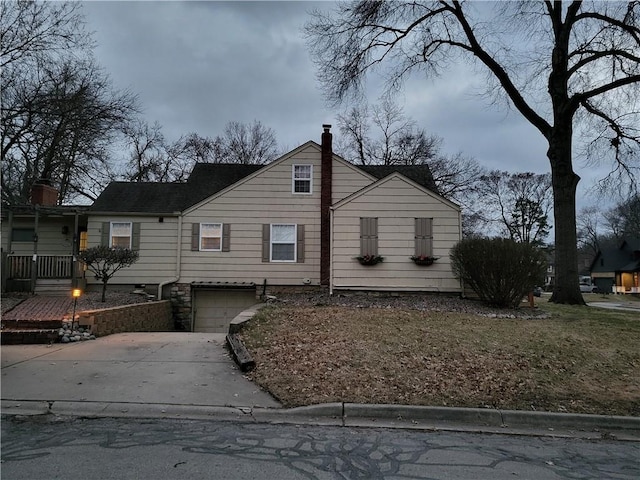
[241,300,640,416]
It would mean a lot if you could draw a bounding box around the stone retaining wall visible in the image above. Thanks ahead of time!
[77,301,173,337]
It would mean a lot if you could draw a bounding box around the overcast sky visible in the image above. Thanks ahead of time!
[81,1,613,208]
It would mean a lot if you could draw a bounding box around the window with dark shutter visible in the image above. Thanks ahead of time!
[415,218,433,257]
[360,217,378,256]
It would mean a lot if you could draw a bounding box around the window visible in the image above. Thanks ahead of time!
[11,228,35,242]
[262,224,304,262]
[191,223,230,252]
[292,164,312,194]
[271,224,296,261]
[200,223,222,251]
[360,218,378,256]
[101,222,140,250]
[111,222,132,248]
[414,218,433,257]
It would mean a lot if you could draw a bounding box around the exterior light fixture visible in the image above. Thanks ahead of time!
[71,288,82,331]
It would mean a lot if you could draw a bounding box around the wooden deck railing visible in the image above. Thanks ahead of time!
[6,255,79,279]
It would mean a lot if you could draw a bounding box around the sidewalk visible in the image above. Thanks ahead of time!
[587,301,640,313]
[2,331,639,440]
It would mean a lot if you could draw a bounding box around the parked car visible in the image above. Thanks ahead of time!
[579,283,597,293]
[533,286,543,297]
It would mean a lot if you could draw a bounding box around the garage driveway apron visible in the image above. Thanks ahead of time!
[1,332,280,409]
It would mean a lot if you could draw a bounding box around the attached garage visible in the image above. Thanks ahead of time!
[192,284,258,333]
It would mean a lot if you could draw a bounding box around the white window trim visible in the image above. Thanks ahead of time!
[292,164,313,195]
[110,222,132,249]
[270,223,297,262]
[200,222,223,252]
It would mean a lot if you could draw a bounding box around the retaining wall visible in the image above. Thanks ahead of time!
[77,301,173,337]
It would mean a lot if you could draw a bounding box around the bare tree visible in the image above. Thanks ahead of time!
[337,99,440,165]
[577,206,604,256]
[122,120,168,182]
[479,171,553,246]
[214,120,278,165]
[604,194,640,240]
[1,1,137,204]
[2,58,137,204]
[0,1,91,69]
[337,99,485,208]
[306,1,640,304]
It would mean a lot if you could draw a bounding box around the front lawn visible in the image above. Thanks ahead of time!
[241,298,640,416]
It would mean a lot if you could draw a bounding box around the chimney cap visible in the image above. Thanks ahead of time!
[322,124,331,132]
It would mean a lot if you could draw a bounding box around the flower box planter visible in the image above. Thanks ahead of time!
[356,255,384,266]
[411,256,438,266]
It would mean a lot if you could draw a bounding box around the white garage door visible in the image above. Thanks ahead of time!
[194,289,258,333]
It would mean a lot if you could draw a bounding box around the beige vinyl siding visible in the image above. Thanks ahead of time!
[332,159,374,203]
[181,147,322,285]
[332,176,461,292]
[85,215,179,285]
[3,217,77,256]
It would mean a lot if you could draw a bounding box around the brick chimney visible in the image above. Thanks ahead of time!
[31,180,58,206]
[320,124,332,286]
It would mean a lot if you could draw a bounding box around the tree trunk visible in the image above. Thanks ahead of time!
[547,125,585,305]
[101,280,108,302]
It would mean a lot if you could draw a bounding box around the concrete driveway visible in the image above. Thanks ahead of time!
[1,332,280,416]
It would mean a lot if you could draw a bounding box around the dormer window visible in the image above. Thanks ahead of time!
[292,164,312,194]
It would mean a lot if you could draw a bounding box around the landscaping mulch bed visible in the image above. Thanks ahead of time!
[241,293,640,416]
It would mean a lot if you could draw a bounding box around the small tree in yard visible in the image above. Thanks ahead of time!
[451,238,547,309]
[79,246,139,302]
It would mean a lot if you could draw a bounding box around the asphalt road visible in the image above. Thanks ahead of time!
[2,415,639,480]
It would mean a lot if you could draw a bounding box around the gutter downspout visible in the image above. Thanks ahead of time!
[158,214,183,299]
[329,207,335,296]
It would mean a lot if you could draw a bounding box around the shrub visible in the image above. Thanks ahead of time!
[450,238,547,308]
[79,246,139,302]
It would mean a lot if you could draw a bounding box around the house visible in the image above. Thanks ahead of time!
[1,181,88,294]
[590,238,640,294]
[5,125,462,332]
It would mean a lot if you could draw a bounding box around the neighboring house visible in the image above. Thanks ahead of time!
[542,248,555,291]
[5,125,462,332]
[590,238,640,294]
[1,181,87,294]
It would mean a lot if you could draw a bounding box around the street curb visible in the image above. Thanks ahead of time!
[3,400,639,440]
[344,404,503,426]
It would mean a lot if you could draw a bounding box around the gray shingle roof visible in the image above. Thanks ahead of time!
[359,165,439,194]
[90,162,439,214]
[590,237,640,273]
[90,164,264,214]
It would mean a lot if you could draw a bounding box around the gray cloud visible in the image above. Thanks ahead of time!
[83,0,615,209]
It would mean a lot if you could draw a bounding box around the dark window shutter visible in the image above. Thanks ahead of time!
[222,224,231,252]
[191,223,200,251]
[360,217,378,256]
[415,218,433,256]
[262,224,270,262]
[101,222,110,246]
[296,224,305,263]
[131,222,141,250]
